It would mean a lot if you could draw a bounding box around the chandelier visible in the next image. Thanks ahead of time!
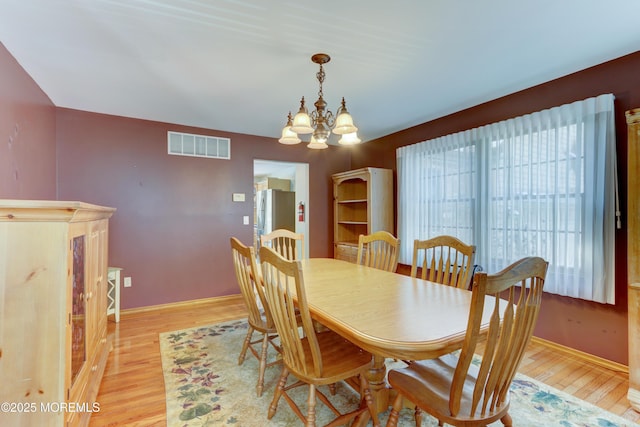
[279,53,361,149]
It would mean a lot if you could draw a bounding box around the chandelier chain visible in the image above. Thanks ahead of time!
[316,64,325,100]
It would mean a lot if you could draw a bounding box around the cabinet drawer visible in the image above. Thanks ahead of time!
[335,243,358,263]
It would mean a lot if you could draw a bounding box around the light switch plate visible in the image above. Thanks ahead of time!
[243,215,249,225]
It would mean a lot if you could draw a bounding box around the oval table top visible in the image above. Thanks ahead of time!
[298,258,502,360]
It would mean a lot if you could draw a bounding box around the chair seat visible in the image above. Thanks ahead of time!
[389,352,510,424]
[293,330,373,386]
[247,309,274,331]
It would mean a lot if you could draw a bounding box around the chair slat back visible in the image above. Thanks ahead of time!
[411,235,476,289]
[230,237,272,329]
[260,229,305,260]
[449,256,548,418]
[356,230,400,272]
[259,246,322,377]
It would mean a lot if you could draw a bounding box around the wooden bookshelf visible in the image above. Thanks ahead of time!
[332,168,393,263]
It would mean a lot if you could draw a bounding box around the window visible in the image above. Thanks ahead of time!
[397,94,618,303]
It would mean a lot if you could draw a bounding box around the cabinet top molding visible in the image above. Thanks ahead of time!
[626,108,640,124]
[0,199,116,222]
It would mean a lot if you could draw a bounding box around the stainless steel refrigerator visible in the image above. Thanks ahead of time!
[256,189,295,245]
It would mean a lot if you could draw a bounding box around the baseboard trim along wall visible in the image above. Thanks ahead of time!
[120,294,244,316]
[531,336,628,373]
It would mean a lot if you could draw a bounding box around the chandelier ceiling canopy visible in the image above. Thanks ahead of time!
[279,53,361,149]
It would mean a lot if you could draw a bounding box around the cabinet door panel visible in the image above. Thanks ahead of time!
[71,234,87,385]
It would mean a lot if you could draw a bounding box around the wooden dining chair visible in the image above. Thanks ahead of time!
[356,230,400,273]
[411,235,476,289]
[259,246,380,427]
[386,256,548,427]
[230,237,282,397]
[260,228,305,260]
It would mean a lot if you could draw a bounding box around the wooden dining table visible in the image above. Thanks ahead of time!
[297,257,504,414]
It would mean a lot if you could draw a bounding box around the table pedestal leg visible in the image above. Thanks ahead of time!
[367,355,390,413]
[351,355,391,427]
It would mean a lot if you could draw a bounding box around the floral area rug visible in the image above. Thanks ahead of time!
[160,319,638,426]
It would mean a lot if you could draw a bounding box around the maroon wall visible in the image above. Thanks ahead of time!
[353,51,640,364]
[55,109,351,309]
[0,43,56,199]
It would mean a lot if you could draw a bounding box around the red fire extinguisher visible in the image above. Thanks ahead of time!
[298,202,305,222]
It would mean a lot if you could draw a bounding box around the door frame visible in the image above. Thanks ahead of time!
[253,159,309,257]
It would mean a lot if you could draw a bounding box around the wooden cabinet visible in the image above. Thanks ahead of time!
[332,168,393,262]
[255,177,291,191]
[627,109,640,412]
[0,200,115,427]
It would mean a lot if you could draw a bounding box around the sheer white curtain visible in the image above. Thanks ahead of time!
[397,94,618,304]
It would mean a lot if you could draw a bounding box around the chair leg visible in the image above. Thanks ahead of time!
[360,374,380,427]
[268,367,289,419]
[256,332,269,397]
[306,384,317,427]
[415,406,425,426]
[329,383,337,395]
[385,393,403,427]
[501,412,513,426]
[238,325,254,365]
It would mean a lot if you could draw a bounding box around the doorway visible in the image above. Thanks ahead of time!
[253,159,309,257]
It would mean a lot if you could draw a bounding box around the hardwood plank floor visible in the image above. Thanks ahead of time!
[89,296,247,426]
[89,295,640,426]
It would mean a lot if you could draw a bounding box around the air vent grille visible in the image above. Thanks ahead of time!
[168,131,230,159]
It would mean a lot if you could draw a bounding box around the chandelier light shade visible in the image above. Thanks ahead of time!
[333,98,358,135]
[307,136,329,149]
[278,112,301,144]
[290,98,314,134]
[279,53,362,149]
[338,131,361,145]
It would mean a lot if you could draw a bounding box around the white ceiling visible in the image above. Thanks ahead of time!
[1,1,639,144]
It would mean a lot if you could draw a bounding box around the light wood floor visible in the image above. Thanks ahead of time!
[89,295,640,426]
